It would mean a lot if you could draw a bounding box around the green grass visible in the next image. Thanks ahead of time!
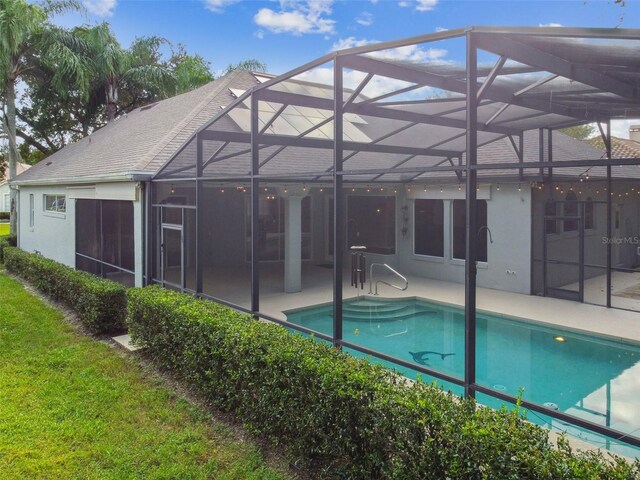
[0,273,291,480]
[0,223,9,236]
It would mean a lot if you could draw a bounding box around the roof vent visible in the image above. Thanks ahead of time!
[140,102,159,111]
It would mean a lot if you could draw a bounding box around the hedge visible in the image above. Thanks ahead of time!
[0,236,9,263]
[126,286,639,480]
[3,247,127,334]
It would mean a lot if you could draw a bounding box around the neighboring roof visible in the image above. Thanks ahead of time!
[1,162,30,185]
[13,70,260,185]
[588,136,640,159]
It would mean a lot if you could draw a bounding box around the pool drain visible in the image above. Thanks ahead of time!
[543,402,559,410]
[492,384,506,391]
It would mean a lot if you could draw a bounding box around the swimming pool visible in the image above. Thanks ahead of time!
[285,296,640,458]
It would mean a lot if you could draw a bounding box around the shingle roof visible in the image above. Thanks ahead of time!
[588,136,640,159]
[1,162,30,185]
[11,69,629,186]
[13,70,258,185]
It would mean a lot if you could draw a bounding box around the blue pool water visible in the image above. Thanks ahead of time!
[285,297,640,458]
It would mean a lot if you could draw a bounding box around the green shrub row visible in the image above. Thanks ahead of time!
[0,236,9,263]
[126,286,639,480]
[3,247,127,334]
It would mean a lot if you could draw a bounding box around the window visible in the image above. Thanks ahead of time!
[544,201,558,234]
[347,196,396,255]
[3,193,9,212]
[75,199,135,286]
[452,199,488,262]
[29,194,34,227]
[563,191,578,232]
[585,197,595,230]
[44,194,66,213]
[414,199,444,257]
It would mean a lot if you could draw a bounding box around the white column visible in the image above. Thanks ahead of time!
[284,195,302,293]
[133,185,144,287]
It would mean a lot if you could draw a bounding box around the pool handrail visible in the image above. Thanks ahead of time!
[369,263,409,295]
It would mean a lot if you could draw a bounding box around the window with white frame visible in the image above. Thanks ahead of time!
[29,194,34,227]
[44,194,66,213]
[3,193,9,212]
[414,199,444,257]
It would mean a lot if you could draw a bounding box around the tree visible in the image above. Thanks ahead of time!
[73,24,176,122]
[224,59,267,76]
[0,0,86,235]
[560,124,596,141]
[169,44,214,95]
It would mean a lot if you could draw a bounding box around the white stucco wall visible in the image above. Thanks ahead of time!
[18,185,76,267]
[0,182,10,212]
[397,184,532,295]
[17,182,145,287]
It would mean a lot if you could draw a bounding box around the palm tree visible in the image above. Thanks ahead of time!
[74,24,176,122]
[0,0,86,235]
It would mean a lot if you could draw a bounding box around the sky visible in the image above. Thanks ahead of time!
[52,0,640,138]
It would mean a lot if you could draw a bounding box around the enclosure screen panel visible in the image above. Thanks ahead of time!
[452,200,488,262]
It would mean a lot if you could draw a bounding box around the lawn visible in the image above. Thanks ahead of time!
[0,223,8,236]
[0,273,291,480]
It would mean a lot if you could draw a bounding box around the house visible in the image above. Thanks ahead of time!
[1,162,30,213]
[11,66,640,309]
[11,27,640,453]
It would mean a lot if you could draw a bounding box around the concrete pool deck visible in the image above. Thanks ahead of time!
[196,264,640,344]
[265,271,640,344]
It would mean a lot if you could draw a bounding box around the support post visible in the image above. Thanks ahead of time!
[464,32,478,399]
[196,134,204,294]
[144,180,153,286]
[605,120,612,308]
[333,56,344,348]
[283,194,303,293]
[251,92,260,315]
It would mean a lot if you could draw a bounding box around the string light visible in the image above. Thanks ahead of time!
[302,184,307,192]
[170,184,175,194]
[458,183,462,191]
[496,183,500,191]
[424,184,427,192]
[518,183,522,192]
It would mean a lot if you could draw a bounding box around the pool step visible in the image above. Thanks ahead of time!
[293,305,438,323]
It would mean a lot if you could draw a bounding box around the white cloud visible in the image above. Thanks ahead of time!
[331,37,448,63]
[203,0,239,13]
[539,23,563,27]
[331,37,372,51]
[398,0,438,11]
[355,11,373,27]
[82,0,117,17]
[254,1,336,36]
[416,0,438,11]
[254,30,265,40]
[296,67,434,101]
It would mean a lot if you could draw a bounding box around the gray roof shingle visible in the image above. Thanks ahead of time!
[13,70,257,184]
